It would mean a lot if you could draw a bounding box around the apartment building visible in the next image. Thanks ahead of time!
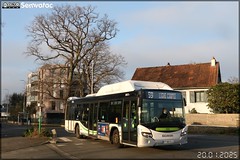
[26,64,79,122]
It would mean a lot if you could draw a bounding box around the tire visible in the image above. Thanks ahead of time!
[75,125,80,139]
[112,129,119,144]
[111,129,124,148]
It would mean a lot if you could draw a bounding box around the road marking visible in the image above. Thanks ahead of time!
[48,144,78,159]
[57,144,66,147]
[79,139,87,142]
[59,137,72,142]
[75,143,83,145]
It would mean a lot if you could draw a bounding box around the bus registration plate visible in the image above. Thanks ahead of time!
[163,140,174,144]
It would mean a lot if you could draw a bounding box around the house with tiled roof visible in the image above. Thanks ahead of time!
[131,57,221,113]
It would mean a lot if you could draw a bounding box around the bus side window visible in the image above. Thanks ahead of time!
[69,105,76,120]
[109,100,122,124]
[75,105,81,120]
[99,102,109,122]
[81,111,85,121]
[66,103,70,120]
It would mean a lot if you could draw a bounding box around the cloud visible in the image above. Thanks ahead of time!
[1,1,238,100]
[111,2,238,81]
[119,2,238,46]
[113,31,238,80]
[125,2,237,30]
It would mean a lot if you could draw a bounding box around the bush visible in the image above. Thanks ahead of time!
[207,82,239,113]
[23,127,35,137]
[23,127,53,138]
[189,108,198,113]
[41,128,53,137]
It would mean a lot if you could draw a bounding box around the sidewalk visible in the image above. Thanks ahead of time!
[1,122,74,159]
[1,137,49,152]
[1,137,69,159]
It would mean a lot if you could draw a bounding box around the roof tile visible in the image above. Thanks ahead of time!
[131,62,221,89]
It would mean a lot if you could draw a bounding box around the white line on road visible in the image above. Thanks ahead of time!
[75,143,83,146]
[57,144,66,147]
[47,144,78,159]
[59,137,72,142]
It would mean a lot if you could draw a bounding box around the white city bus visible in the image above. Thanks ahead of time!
[65,80,188,147]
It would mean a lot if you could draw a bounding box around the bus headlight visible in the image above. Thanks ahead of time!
[141,132,153,138]
[180,128,187,136]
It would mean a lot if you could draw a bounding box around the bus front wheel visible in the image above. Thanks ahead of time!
[112,129,119,144]
[75,125,80,139]
[111,129,124,147]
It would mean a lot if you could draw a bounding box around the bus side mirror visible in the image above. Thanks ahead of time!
[183,98,186,106]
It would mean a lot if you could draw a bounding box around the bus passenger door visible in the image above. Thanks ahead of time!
[88,103,98,137]
[122,100,137,145]
[67,104,76,132]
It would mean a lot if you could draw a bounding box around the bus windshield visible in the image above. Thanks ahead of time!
[141,99,185,126]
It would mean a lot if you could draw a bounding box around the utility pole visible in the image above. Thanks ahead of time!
[20,80,27,124]
[3,89,9,121]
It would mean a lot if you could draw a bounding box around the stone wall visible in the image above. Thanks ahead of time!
[185,114,239,127]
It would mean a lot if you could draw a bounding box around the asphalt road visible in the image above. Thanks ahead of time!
[1,122,239,159]
[47,134,239,159]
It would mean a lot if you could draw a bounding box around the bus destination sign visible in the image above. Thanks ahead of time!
[146,91,182,100]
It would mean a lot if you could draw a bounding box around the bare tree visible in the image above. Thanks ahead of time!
[79,42,127,95]
[228,76,239,84]
[25,5,119,99]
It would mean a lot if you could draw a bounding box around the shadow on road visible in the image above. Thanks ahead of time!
[2,122,239,152]
[153,134,239,151]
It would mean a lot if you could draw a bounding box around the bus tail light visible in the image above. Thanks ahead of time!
[141,132,153,138]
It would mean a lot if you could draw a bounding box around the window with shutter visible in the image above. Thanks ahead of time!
[190,91,195,103]
[192,91,208,103]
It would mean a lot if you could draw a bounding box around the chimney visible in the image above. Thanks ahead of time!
[211,57,216,67]
[167,62,170,66]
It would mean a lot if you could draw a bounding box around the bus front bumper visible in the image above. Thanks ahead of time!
[138,134,187,147]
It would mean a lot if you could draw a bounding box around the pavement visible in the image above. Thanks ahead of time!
[0,122,74,159]
[1,136,77,159]
[1,122,239,159]
[1,137,49,152]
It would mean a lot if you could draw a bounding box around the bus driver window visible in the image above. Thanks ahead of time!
[159,108,171,119]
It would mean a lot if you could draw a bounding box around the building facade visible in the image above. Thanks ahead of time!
[131,57,221,113]
[26,64,79,122]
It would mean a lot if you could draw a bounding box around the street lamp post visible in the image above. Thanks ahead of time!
[20,80,26,116]
[37,102,42,135]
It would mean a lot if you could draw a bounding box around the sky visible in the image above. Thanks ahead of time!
[1,1,239,102]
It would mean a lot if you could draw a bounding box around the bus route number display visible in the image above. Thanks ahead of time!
[146,91,181,100]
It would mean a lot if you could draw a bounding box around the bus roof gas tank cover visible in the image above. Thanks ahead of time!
[96,80,172,96]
